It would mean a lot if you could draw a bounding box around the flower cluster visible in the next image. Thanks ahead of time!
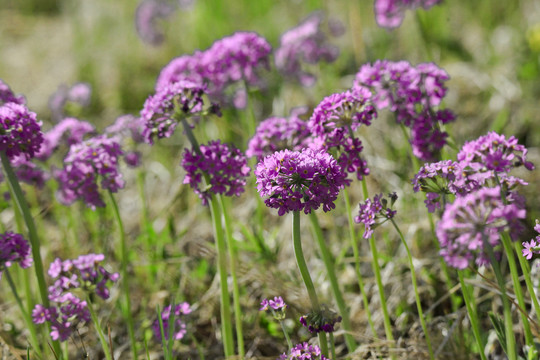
[300,305,342,334]
[152,302,192,342]
[307,87,377,180]
[105,115,146,167]
[355,192,398,239]
[55,136,125,209]
[0,103,44,160]
[0,79,25,106]
[354,60,455,161]
[279,342,329,360]
[48,82,92,122]
[374,0,443,29]
[260,296,288,320]
[135,0,176,46]
[141,80,220,144]
[436,187,525,269]
[275,12,340,86]
[0,232,32,278]
[36,117,96,161]
[182,140,250,205]
[9,155,49,189]
[522,221,540,260]
[32,253,118,341]
[155,32,271,107]
[255,148,347,216]
[246,107,311,160]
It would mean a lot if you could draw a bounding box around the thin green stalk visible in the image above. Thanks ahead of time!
[86,296,113,360]
[343,188,378,339]
[208,194,235,358]
[328,332,336,360]
[368,235,394,344]
[458,271,487,360]
[308,212,356,352]
[390,220,434,359]
[4,268,41,357]
[277,319,293,350]
[484,236,516,360]
[0,151,62,358]
[514,241,540,323]
[108,191,137,359]
[219,195,245,358]
[292,211,328,357]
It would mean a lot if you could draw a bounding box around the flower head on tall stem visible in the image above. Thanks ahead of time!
[255,148,347,216]
[0,103,43,160]
[36,117,96,161]
[182,140,250,205]
[374,0,443,29]
[152,302,192,342]
[436,187,526,269]
[279,342,329,360]
[0,79,25,106]
[522,220,540,260]
[0,232,33,278]
[299,304,342,334]
[355,192,398,239]
[260,296,288,320]
[48,82,92,122]
[135,0,176,46]
[275,12,340,86]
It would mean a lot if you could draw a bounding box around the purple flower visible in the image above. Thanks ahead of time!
[279,342,329,360]
[0,232,33,277]
[36,117,96,161]
[246,107,311,160]
[436,187,526,269]
[260,296,288,320]
[48,83,92,122]
[105,114,145,144]
[299,305,342,334]
[307,88,377,180]
[275,12,339,86]
[152,302,192,342]
[10,155,50,188]
[0,103,43,160]
[374,0,443,29]
[255,148,347,216]
[522,220,540,260]
[55,136,125,209]
[355,192,398,239]
[182,140,250,205]
[0,79,25,106]
[141,80,218,144]
[135,0,176,46]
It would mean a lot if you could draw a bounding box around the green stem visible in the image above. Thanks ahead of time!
[292,211,328,357]
[4,268,41,357]
[343,188,378,339]
[309,212,356,352]
[86,296,113,360]
[278,319,293,350]
[390,220,434,359]
[108,191,137,359]
[368,234,394,344]
[328,332,336,360]
[209,194,235,357]
[219,195,245,358]
[458,271,487,360]
[514,241,540,324]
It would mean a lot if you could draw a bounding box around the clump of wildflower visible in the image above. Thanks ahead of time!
[522,221,540,260]
[0,232,32,278]
[436,187,525,269]
[0,103,43,160]
[55,136,125,209]
[152,302,192,342]
[275,12,339,86]
[307,87,377,180]
[9,155,50,188]
[374,0,443,29]
[105,114,145,144]
[32,254,118,341]
[181,140,250,205]
[255,148,347,216]
[135,0,176,46]
[279,342,329,360]
[141,80,220,144]
[48,83,92,122]
[354,60,455,161]
[36,117,96,161]
[300,305,342,334]
[0,79,25,106]
[246,107,311,160]
[355,192,398,239]
[260,296,288,320]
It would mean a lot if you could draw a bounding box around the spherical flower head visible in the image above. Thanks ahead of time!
[457,132,535,174]
[246,107,311,160]
[275,12,339,86]
[355,192,398,239]
[141,80,219,144]
[436,187,526,269]
[374,0,443,29]
[182,140,250,205]
[260,296,288,320]
[0,232,33,277]
[56,136,125,209]
[279,342,329,360]
[299,305,342,334]
[0,103,43,160]
[152,302,192,342]
[255,148,347,216]
[36,117,96,161]
[135,0,176,46]
[0,79,25,106]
